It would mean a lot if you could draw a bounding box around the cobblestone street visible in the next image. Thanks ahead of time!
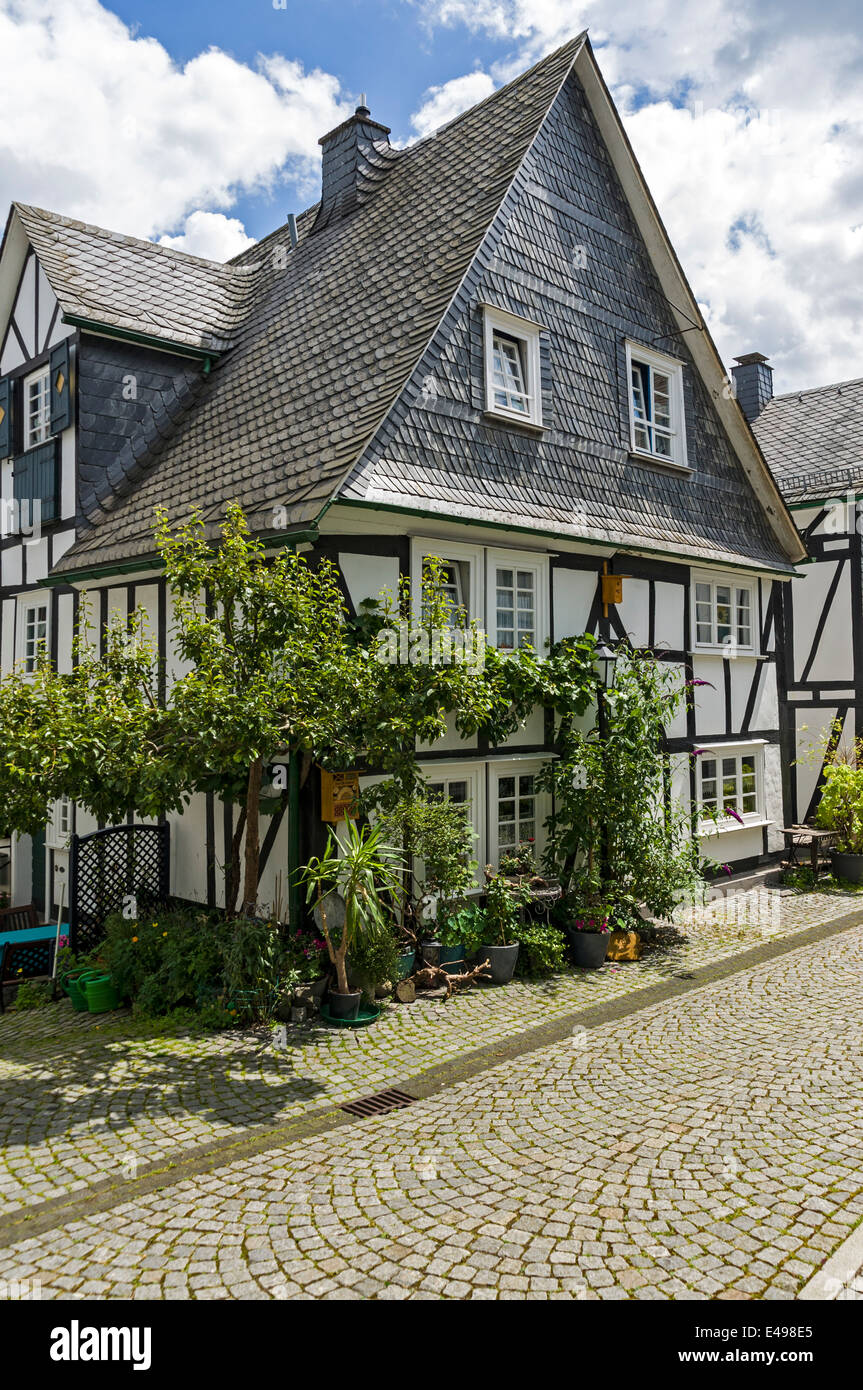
[0,885,855,1218]
[1,892,862,1300]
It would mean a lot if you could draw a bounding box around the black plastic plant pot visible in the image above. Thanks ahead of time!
[830,850,863,883]
[480,942,519,985]
[328,988,362,1020]
[421,940,442,967]
[567,929,608,968]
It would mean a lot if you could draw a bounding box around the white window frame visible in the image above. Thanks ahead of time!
[418,761,485,893]
[47,796,73,851]
[488,757,549,870]
[626,340,687,470]
[16,594,50,674]
[692,572,757,655]
[482,305,543,428]
[411,537,484,628]
[23,366,51,451]
[486,548,549,654]
[696,741,766,834]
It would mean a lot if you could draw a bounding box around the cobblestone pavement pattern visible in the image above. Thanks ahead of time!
[0,887,854,1216]
[1,920,862,1300]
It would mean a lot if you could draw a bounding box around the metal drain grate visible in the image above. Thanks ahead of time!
[340,1087,418,1118]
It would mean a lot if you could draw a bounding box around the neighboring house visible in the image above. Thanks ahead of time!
[738,357,863,823]
[0,34,806,920]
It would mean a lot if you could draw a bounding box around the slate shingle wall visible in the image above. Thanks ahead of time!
[76,339,204,527]
[347,70,785,571]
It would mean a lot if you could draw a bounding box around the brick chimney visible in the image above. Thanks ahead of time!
[732,352,774,422]
[315,99,392,228]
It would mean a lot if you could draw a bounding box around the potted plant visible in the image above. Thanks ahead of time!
[499,841,563,914]
[301,819,404,1021]
[816,755,863,882]
[479,868,529,985]
[565,912,611,968]
[380,792,478,970]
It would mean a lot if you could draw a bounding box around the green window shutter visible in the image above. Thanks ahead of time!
[49,339,73,434]
[0,376,11,457]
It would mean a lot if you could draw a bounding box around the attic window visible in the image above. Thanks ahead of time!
[626,341,687,469]
[483,306,543,428]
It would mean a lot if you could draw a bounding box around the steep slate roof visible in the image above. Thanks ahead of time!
[52,36,585,574]
[12,204,253,354]
[39,33,803,578]
[752,377,863,501]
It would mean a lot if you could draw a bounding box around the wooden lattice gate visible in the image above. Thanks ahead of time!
[68,823,170,954]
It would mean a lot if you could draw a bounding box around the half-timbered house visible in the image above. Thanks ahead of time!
[0,34,806,920]
[738,357,863,824]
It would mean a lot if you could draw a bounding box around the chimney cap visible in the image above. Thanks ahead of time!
[318,106,391,147]
[733,352,771,366]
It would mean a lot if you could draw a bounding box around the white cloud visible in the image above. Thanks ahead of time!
[413,0,863,391]
[0,0,352,255]
[411,71,496,137]
[158,211,256,261]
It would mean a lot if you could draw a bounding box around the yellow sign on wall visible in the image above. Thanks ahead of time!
[320,769,360,822]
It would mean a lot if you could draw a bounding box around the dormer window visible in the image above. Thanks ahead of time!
[24,367,51,451]
[626,342,687,469]
[482,305,543,428]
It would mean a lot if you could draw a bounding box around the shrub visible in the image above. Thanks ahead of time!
[11,978,54,1010]
[437,902,487,956]
[515,922,568,977]
[101,907,305,1023]
[348,925,401,1005]
[816,761,863,854]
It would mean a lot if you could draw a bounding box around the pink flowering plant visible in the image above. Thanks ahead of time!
[281,923,329,982]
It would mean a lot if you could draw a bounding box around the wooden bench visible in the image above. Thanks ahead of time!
[0,904,39,933]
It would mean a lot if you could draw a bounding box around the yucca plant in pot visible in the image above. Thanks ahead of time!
[300,819,404,1021]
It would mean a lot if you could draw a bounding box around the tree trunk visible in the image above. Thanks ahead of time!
[242,756,263,915]
[226,805,247,916]
[334,943,350,996]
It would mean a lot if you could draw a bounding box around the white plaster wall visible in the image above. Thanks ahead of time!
[794,559,852,684]
[654,581,684,650]
[691,655,726,733]
[24,536,49,584]
[763,743,784,851]
[339,553,399,612]
[170,795,208,902]
[1,596,15,673]
[617,576,650,647]
[553,567,596,639]
[56,592,74,674]
[794,706,841,816]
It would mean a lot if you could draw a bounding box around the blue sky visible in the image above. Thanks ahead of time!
[0,0,861,389]
[104,0,528,239]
